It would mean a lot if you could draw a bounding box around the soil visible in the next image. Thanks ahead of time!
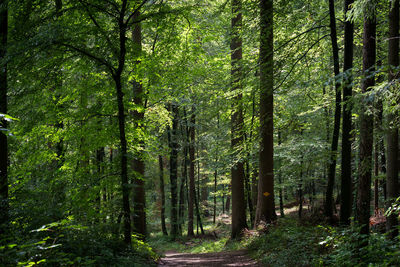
[157,250,263,266]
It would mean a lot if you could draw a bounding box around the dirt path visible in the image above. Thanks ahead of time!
[157,250,263,266]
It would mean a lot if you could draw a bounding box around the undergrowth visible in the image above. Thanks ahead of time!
[246,216,400,267]
[0,218,158,266]
[246,217,325,266]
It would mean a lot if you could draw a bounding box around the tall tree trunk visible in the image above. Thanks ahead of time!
[340,0,354,226]
[131,8,146,239]
[278,131,284,218]
[114,1,132,246]
[187,108,195,236]
[169,103,179,238]
[357,5,376,238]
[178,146,187,233]
[386,0,399,239]
[196,145,204,234]
[325,0,341,220]
[251,169,258,219]
[373,76,383,211]
[213,110,219,224]
[245,158,253,224]
[0,0,7,236]
[255,0,276,225]
[159,155,168,236]
[115,76,132,246]
[231,0,247,238]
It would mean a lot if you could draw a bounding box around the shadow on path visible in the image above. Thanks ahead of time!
[158,250,262,266]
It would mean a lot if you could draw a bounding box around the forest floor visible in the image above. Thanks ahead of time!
[150,214,263,266]
[151,202,324,266]
[157,249,262,266]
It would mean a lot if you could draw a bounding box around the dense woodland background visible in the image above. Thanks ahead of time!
[1,0,400,266]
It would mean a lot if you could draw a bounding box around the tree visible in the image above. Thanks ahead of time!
[131,6,146,239]
[340,0,354,226]
[324,0,341,221]
[158,155,168,236]
[0,0,7,237]
[385,0,399,239]
[169,103,179,238]
[188,108,195,236]
[356,1,376,238]
[230,0,247,238]
[255,0,276,225]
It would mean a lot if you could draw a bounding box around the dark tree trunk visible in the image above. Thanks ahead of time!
[0,0,7,236]
[373,96,383,211]
[131,9,146,239]
[114,1,132,247]
[325,0,341,221]
[188,109,195,236]
[213,168,217,224]
[222,185,225,214]
[357,7,376,238]
[251,169,258,219]
[255,0,276,225]
[96,147,105,222]
[115,76,132,246]
[196,146,204,234]
[231,0,247,238]
[340,0,354,226]
[169,103,179,238]
[213,111,219,224]
[159,155,168,236]
[386,0,399,239]
[178,145,187,233]
[278,131,284,218]
[245,158,253,224]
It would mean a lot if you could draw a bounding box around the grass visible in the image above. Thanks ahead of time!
[148,214,243,255]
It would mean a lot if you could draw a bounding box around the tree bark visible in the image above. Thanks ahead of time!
[278,131,284,218]
[131,8,146,239]
[0,0,7,237]
[188,108,195,236]
[196,145,204,234]
[255,0,276,225]
[168,103,179,238]
[231,0,247,238]
[357,6,376,238]
[159,155,168,236]
[340,0,354,226]
[325,0,341,221]
[386,0,399,239]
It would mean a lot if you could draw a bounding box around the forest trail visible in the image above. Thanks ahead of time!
[157,250,262,266]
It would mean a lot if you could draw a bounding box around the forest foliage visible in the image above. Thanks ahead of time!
[0,0,400,266]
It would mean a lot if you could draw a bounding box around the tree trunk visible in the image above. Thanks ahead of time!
[196,145,204,234]
[278,131,284,218]
[0,0,7,236]
[178,147,187,233]
[159,155,168,236]
[255,0,276,225]
[188,109,195,236]
[357,7,376,238]
[245,158,253,224]
[340,0,354,226]
[325,0,341,221]
[386,0,399,239]
[214,110,219,224]
[169,103,179,238]
[231,0,247,238]
[130,8,146,239]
